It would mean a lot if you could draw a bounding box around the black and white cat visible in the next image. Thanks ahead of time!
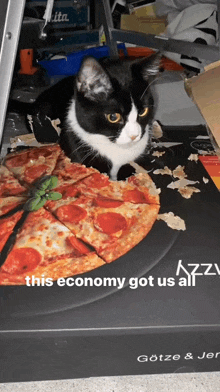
[11,53,161,180]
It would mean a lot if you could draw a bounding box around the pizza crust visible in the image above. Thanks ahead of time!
[0,253,105,285]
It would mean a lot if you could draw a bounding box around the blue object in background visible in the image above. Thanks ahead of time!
[39,44,127,76]
[25,0,90,30]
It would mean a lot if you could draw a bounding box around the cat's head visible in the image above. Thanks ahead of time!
[74,53,161,146]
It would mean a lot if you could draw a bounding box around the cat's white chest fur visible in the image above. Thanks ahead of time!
[67,100,149,180]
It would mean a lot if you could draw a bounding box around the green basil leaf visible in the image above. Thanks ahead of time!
[48,176,59,190]
[24,175,61,212]
[24,196,41,211]
[30,176,59,198]
[34,189,47,197]
[35,176,54,191]
[47,191,62,201]
[32,197,47,210]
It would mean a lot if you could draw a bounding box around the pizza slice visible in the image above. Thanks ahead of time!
[0,195,27,251]
[46,191,160,263]
[0,165,27,196]
[0,196,26,216]
[51,149,98,186]
[4,144,61,186]
[92,203,160,262]
[0,211,24,253]
[73,172,160,205]
[127,173,160,204]
[0,207,105,285]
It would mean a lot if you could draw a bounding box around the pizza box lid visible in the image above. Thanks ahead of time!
[0,126,220,331]
[185,61,220,156]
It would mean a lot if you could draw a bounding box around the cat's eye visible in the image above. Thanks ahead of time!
[106,113,121,123]
[139,107,149,117]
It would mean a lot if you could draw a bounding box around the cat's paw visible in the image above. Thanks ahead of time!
[27,113,60,143]
[117,164,136,181]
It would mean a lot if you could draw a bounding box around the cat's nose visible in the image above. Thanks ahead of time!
[130,135,137,141]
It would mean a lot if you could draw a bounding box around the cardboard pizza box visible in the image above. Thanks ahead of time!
[121,3,167,36]
[185,61,220,156]
[0,127,220,383]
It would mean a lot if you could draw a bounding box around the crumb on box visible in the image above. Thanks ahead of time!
[172,165,187,179]
[51,118,61,135]
[167,178,199,190]
[152,151,165,157]
[152,121,163,139]
[178,186,200,199]
[129,161,161,196]
[129,161,150,174]
[153,166,172,176]
[157,212,186,231]
[188,153,199,162]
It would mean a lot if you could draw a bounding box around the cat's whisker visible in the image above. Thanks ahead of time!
[80,149,97,163]
[140,73,163,100]
[69,143,85,155]
[71,142,83,152]
[68,138,93,160]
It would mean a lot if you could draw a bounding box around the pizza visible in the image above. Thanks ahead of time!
[4,144,61,185]
[0,165,27,196]
[0,144,160,285]
[52,149,98,186]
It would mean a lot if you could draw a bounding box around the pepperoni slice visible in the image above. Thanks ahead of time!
[94,195,123,208]
[6,147,54,168]
[82,173,109,189]
[123,189,149,204]
[95,212,127,234]
[56,204,87,223]
[24,164,48,181]
[2,248,42,274]
[67,236,91,254]
[128,176,139,186]
[28,148,53,160]
[59,185,80,199]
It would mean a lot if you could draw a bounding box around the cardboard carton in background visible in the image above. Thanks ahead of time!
[121,3,167,36]
[185,61,220,156]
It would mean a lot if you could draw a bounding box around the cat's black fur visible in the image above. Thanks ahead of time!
[9,53,161,180]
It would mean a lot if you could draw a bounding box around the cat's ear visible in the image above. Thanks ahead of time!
[142,52,162,79]
[133,52,162,80]
[76,57,112,101]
